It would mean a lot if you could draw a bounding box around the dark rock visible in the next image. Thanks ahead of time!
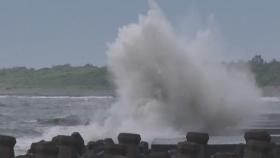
[186,132,209,145]
[139,141,149,154]
[52,135,79,158]
[186,132,209,158]
[270,143,280,158]
[52,135,78,146]
[211,152,239,158]
[71,132,86,155]
[234,143,245,158]
[246,140,271,152]
[104,144,127,155]
[176,142,201,158]
[177,142,200,155]
[103,144,127,158]
[151,144,176,152]
[118,133,141,145]
[206,144,243,158]
[87,141,98,150]
[243,140,272,158]
[29,140,46,155]
[104,138,114,145]
[148,152,170,158]
[32,141,58,158]
[0,135,16,146]
[85,140,106,157]
[118,133,141,158]
[71,132,85,146]
[0,135,16,158]
[244,130,271,143]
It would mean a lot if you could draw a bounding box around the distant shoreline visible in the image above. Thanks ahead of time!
[0,89,115,97]
[0,86,279,98]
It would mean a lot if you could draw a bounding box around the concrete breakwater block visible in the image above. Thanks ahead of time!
[243,140,272,158]
[244,130,271,143]
[176,142,201,158]
[186,132,209,145]
[71,132,85,155]
[0,135,16,158]
[118,133,141,158]
[2,130,280,158]
[186,132,209,158]
[104,138,115,145]
[139,141,149,154]
[243,130,273,158]
[118,133,141,145]
[52,135,80,158]
[31,141,58,158]
[148,151,170,158]
[211,152,239,158]
[104,144,127,155]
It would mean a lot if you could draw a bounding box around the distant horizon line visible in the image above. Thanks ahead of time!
[0,54,278,69]
[0,63,107,70]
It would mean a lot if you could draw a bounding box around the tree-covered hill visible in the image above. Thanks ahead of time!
[250,55,280,87]
[0,56,279,91]
[0,64,112,90]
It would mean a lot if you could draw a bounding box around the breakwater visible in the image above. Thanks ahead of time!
[1,130,279,158]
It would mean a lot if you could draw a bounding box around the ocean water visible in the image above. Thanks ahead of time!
[0,95,114,155]
[0,95,280,155]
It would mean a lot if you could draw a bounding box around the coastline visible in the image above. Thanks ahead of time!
[0,89,115,97]
[0,86,279,98]
[0,86,280,97]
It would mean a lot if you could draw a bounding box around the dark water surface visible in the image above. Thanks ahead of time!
[0,95,114,155]
[0,95,280,155]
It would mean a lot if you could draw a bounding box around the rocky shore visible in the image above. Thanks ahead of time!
[0,130,279,158]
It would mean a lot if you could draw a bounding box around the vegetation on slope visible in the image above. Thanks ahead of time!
[0,64,112,90]
[249,55,280,87]
[0,55,279,90]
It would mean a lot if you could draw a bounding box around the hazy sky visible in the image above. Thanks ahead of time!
[0,0,279,68]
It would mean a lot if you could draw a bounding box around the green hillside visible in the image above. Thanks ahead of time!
[250,55,280,87]
[0,64,112,90]
[0,56,280,91]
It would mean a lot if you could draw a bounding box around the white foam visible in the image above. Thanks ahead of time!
[15,125,92,155]
[261,97,280,103]
[84,0,262,141]
[15,1,264,154]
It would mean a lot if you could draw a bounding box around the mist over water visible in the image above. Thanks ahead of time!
[104,1,262,140]
[12,2,263,148]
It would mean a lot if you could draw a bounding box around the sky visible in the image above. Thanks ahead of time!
[0,0,279,68]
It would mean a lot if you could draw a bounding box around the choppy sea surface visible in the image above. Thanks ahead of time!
[0,95,280,155]
[0,95,114,155]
